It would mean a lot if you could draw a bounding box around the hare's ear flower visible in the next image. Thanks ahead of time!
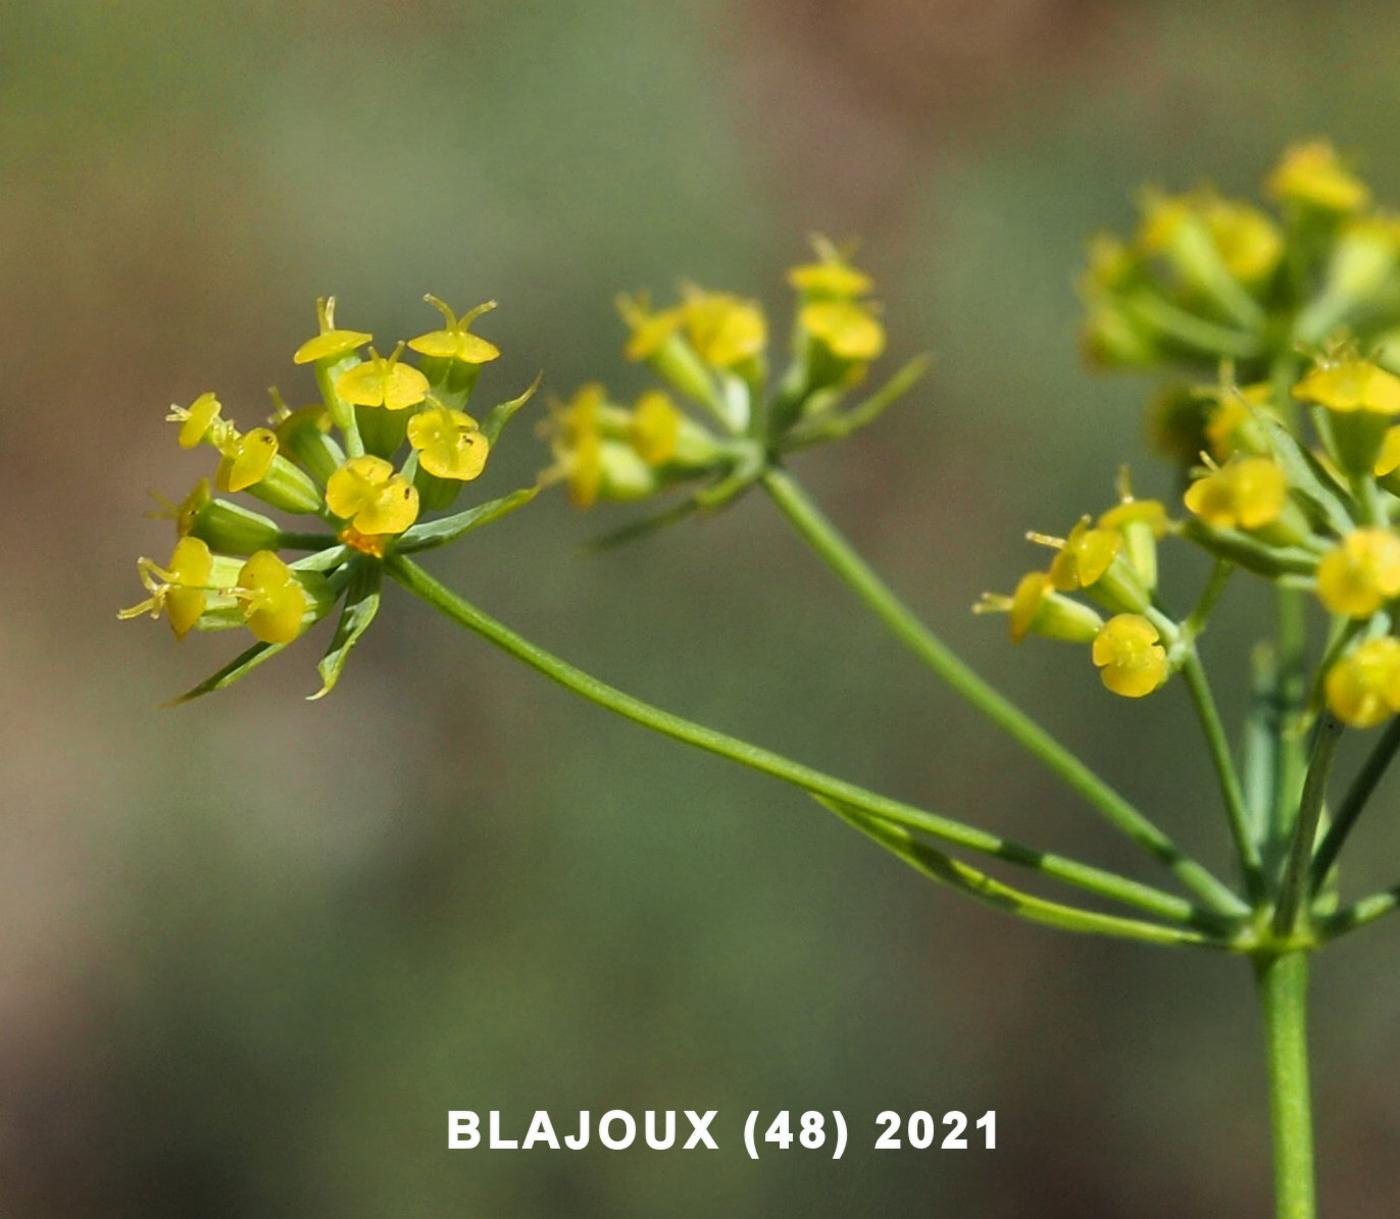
[118,536,239,640]
[1267,140,1370,213]
[1315,529,1400,618]
[326,454,421,537]
[1326,637,1400,728]
[408,296,501,366]
[1092,614,1169,699]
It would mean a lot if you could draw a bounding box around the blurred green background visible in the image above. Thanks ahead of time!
[8,0,1400,1214]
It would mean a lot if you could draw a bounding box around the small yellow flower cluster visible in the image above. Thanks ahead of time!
[977,479,1174,699]
[122,295,539,697]
[1075,143,1400,729]
[544,238,920,524]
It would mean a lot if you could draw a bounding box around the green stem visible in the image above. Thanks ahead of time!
[1274,717,1343,938]
[1317,884,1400,940]
[759,466,1247,917]
[1180,650,1264,898]
[1254,952,1317,1219]
[1269,586,1309,874]
[1310,714,1400,892]
[386,554,1231,935]
[818,796,1220,948]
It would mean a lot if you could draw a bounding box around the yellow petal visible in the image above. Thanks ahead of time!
[293,329,372,365]
[799,299,885,361]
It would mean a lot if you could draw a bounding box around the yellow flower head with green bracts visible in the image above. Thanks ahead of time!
[1316,529,1400,618]
[1183,457,1287,531]
[215,426,279,494]
[799,297,886,362]
[407,404,489,481]
[234,551,308,645]
[1292,356,1400,416]
[336,344,429,411]
[787,235,874,299]
[1267,140,1370,213]
[617,294,685,363]
[168,392,227,449]
[628,390,681,466]
[326,454,420,535]
[680,288,768,368]
[407,296,501,366]
[1326,636,1400,728]
[117,536,217,640]
[1042,518,1123,592]
[293,295,372,365]
[1092,613,1168,698]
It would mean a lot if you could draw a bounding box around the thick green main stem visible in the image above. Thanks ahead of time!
[759,466,1247,917]
[1255,952,1316,1219]
[385,554,1220,936]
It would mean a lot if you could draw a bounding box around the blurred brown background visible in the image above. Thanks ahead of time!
[6,0,1400,1214]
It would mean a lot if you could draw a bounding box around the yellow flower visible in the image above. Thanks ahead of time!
[1292,357,1400,416]
[1098,498,1170,537]
[628,390,681,465]
[117,536,219,640]
[1267,141,1370,213]
[799,298,885,361]
[407,405,489,481]
[682,290,768,367]
[1205,383,1272,459]
[787,236,874,298]
[1183,458,1286,530]
[326,455,420,535]
[1046,519,1122,591]
[336,345,429,411]
[1203,198,1282,282]
[545,384,605,508]
[234,551,308,645]
[1092,614,1168,698]
[215,427,280,494]
[617,294,684,362]
[1316,529,1400,617]
[168,392,225,449]
[293,295,372,365]
[407,296,501,366]
[974,571,1103,644]
[1326,637,1400,727]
